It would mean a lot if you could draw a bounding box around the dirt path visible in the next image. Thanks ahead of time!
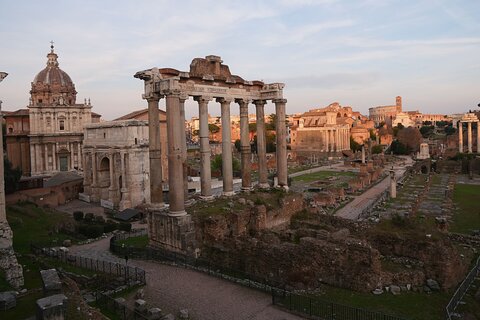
[70,238,304,320]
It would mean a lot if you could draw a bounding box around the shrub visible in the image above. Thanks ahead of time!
[84,213,94,223]
[103,220,118,233]
[94,215,105,223]
[73,211,84,221]
[118,222,132,232]
[77,224,104,238]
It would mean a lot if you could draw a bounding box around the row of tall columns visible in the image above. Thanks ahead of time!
[30,142,83,174]
[458,121,480,153]
[321,128,349,152]
[146,94,288,216]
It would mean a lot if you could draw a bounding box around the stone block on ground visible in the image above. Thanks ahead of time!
[114,297,126,306]
[179,308,189,319]
[390,285,401,295]
[136,288,145,299]
[426,279,440,291]
[148,307,162,320]
[40,269,62,295]
[0,291,16,310]
[36,294,67,320]
[62,240,71,247]
[162,314,175,320]
[135,299,147,313]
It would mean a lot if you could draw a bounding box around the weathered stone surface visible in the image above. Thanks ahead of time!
[390,285,401,295]
[426,279,440,291]
[136,288,145,299]
[114,297,126,306]
[40,269,62,295]
[162,314,175,320]
[36,294,68,320]
[148,307,162,320]
[62,240,71,247]
[179,308,189,319]
[135,299,147,313]
[0,222,23,288]
[0,291,16,310]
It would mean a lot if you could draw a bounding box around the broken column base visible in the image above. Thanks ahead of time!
[147,209,197,255]
[36,294,67,320]
[0,221,24,289]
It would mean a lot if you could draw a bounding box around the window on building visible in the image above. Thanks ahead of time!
[135,138,138,144]
[103,132,106,139]
[59,120,65,131]
[46,117,51,127]
[38,99,42,104]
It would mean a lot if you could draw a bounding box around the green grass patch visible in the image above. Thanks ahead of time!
[310,284,450,320]
[7,202,80,253]
[451,184,480,234]
[117,235,148,249]
[292,170,355,183]
[0,290,43,319]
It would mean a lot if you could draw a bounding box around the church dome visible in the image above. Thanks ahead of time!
[30,44,77,106]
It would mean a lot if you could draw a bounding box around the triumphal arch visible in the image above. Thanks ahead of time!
[135,55,287,252]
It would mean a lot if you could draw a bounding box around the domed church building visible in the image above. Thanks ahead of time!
[27,44,100,175]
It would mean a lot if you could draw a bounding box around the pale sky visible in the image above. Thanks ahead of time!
[0,0,479,120]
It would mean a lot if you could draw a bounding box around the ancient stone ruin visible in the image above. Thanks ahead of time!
[135,56,288,253]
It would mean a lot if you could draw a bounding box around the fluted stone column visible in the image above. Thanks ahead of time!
[459,122,463,153]
[325,130,329,152]
[44,144,49,171]
[195,96,213,199]
[70,143,75,169]
[119,151,131,209]
[108,152,115,202]
[324,130,328,152]
[468,121,473,153]
[218,97,234,196]
[273,98,288,188]
[254,100,268,188]
[147,96,164,206]
[179,95,189,203]
[77,143,81,170]
[30,144,36,174]
[238,99,251,191]
[52,143,57,171]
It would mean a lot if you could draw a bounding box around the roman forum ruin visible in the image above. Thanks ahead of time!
[457,113,480,153]
[135,55,287,251]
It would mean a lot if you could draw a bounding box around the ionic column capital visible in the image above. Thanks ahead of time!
[236,98,251,107]
[163,89,182,97]
[216,97,233,104]
[253,99,267,107]
[145,94,163,102]
[272,98,287,104]
[179,93,189,103]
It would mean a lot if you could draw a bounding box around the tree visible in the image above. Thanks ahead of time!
[248,123,257,133]
[369,129,377,141]
[350,137,362,152]
[445,125,456,136]
[210,154,240,174]
[389,140,409,155]
[4,158,21,194]
[393,123,404,137]
[397,127,422,153]
[234,139,241,152]
[266,132,276,153]
[419,125,434,138]
[208,124,220,134]
[372,145,383,154]
[266,114,276,131]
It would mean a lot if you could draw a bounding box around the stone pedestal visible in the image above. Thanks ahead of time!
[148,209,196,254]
[36,294,67,320]
[390,170,397,199]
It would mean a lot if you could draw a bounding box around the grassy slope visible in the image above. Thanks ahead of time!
[451,184,480,234]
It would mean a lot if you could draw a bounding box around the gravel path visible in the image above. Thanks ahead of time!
[70,238,304,320]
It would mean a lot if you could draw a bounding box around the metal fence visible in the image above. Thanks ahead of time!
[31,244,146,285]
[445,255,480,319]
[110,233,408,320]
[272,289,407,320]
[94,291,149,320]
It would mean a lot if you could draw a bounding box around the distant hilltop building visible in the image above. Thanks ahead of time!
[369,96,402,126]
[4,44,101,176]
[289,102,374,158]
[369,96,451,128]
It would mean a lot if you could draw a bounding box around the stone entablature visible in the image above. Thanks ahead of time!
[83,120,151,210]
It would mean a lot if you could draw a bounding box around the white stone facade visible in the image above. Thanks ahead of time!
[82,120,150,210]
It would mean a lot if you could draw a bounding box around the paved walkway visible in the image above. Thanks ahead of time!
[335,156,413,220]
[70,238,304,320]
